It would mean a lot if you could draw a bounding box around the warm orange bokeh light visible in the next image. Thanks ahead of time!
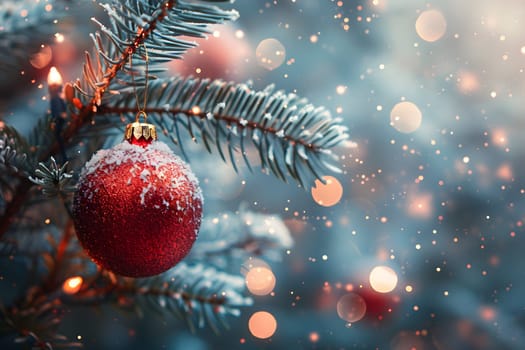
[407,192,434,219]
[62,276,83,295]
[309,332,320,343]
[390,101,422,133]
[457,70,480,94]
[311,176,343,207]
[245,267,276,296]
[248,311,277,339]
[479,306,496,321]
[47,66,63,86]
[415,9,447,42]
[30,46,53,69]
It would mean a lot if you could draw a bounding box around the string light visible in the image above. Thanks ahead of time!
[47,67,63,87]
[62,276,83,295]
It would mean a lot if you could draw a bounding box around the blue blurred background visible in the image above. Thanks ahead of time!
[180,1,525,348]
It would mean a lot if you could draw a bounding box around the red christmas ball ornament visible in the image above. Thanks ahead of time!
[72,120,203,277]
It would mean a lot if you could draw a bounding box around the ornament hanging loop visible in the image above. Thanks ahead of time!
[135,110,148,123]
[125,44,156,146]
[131,43,150,116]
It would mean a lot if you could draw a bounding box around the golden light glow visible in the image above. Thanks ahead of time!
[309,332,320,343]
[415,9,447,42]
[54,33,65,43]
[407,192,433,219]
[496,163,513,181]
[457,70,479,94]
[336,85,347,95]
[479,306,496,321]
[369,266,398,293]
[245,267,276,296]
[47,66,63,86]
[371,0,388,11]
[311,176,344,207]
[62,276,83,295]
[336,293,367,323]
[248,311,277,339]
[390,101,422,133]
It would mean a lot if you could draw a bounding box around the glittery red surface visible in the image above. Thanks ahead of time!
[72,141,203,277]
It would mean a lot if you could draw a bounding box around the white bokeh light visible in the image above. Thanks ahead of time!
[369,266,398,293]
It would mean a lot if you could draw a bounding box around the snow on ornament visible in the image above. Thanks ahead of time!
[72,118,203,277]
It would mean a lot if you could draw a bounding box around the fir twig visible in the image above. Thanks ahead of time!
[99,77,349,188]
[0,0,237,237]
[0,117,65,238]
[0,124,34,178]
[132,263,251,333]
[68,262,252,334]
[0,124,36,238]
[75,0,238,109]
[188,207,293,269]
[0,298,82,349]
[29,158,74,198]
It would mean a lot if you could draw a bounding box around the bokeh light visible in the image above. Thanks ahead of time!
[62,276,83,295]
[415,9,447,42]
[245,266,276,296]
[457,70,480,94]
[389,101,422,133]
[30,45,53,69]
[311,176,344,207]
[369,266,398,293]
[336,293,367,323]
[309,332,320,343]
[248,311,277,339]
[256,38,286,70]
[390,331,426,350]
[407,191,434,219]
[167,24,252,80]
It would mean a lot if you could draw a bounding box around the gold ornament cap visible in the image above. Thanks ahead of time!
[125,112,157,145]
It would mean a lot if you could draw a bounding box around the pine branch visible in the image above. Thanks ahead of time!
[75,0,238,110]
[0,125,37,237]
[0,0,237,238]
[0,116,64,238]
[188,207,293,269]
[0,124,34,179]
[70,262,252,334]
[98,77,349,188]
[132,263,251,334]
[0,298,82,349]
[29,158,75,198]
